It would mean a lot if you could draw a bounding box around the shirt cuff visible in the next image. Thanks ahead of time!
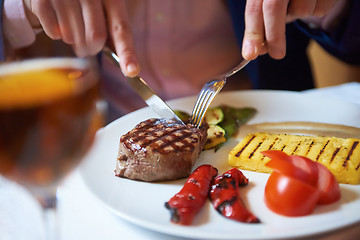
[3,0,36,49]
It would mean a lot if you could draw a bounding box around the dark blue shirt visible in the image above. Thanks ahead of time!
[227,0,360,90]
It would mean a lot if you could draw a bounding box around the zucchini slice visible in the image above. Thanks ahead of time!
[204,125,227,150]
[204,107,224,125]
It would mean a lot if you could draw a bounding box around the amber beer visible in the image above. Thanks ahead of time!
[0,58,102,188]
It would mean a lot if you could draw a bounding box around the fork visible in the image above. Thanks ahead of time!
[190,59,250,128]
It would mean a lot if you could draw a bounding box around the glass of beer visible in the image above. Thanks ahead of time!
[0,57,104,239]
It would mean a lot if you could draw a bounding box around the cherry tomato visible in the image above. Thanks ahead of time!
[288,155,340,204]
[263,150,310,183]
[264,172,320,216]
[262,150,341,217]
[316,163,341,204]
[288,155,319,186]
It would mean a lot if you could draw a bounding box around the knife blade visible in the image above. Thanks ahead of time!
[102,47,185,124]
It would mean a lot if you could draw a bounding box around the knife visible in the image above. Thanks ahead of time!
[102,47,185,125]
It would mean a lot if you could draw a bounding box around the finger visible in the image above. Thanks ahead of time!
[104,0,140,77]
[31,0,61,39]
[23,0,41,28]
[242,0,265,60]
[262,0,288,59]
[313,0,337,17]
[286,0,316,22]
[259,42,268,55]
[80,0,107,56]
[52,0,86,55]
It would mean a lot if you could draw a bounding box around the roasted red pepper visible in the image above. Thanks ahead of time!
[209,168,260,223]
[165,164,218,225]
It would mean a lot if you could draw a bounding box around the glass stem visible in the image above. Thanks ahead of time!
[30,185,60,240]
[42,195,59,240]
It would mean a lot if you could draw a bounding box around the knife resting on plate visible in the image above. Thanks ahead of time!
[102,47,185,125]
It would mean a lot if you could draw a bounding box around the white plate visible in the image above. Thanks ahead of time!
[79,90,360,239]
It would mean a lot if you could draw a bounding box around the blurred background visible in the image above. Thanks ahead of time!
[9,31,360,96]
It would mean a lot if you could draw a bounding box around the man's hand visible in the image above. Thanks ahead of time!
[23,0,140,77]
[242,0,337,61]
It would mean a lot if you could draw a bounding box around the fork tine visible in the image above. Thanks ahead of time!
[191,91,212,126]
[189,58,248,128]
[197,93,214,122]
[190,79,226,128]
[190,89,206,122]
[193,91,210,118]
[194,91,215,127]
[191,87,212,123]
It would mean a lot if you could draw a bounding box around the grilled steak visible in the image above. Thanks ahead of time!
[115,118,208,182]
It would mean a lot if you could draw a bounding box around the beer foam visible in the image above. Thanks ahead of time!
[0,58,90,76]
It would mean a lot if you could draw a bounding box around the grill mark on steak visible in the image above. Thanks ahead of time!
[120,119,200,154]
[116,118,208,182]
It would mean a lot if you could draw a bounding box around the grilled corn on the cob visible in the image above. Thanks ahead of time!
[228,133,360,184]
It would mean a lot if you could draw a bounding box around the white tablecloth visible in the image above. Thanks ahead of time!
[1,82,360,240]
